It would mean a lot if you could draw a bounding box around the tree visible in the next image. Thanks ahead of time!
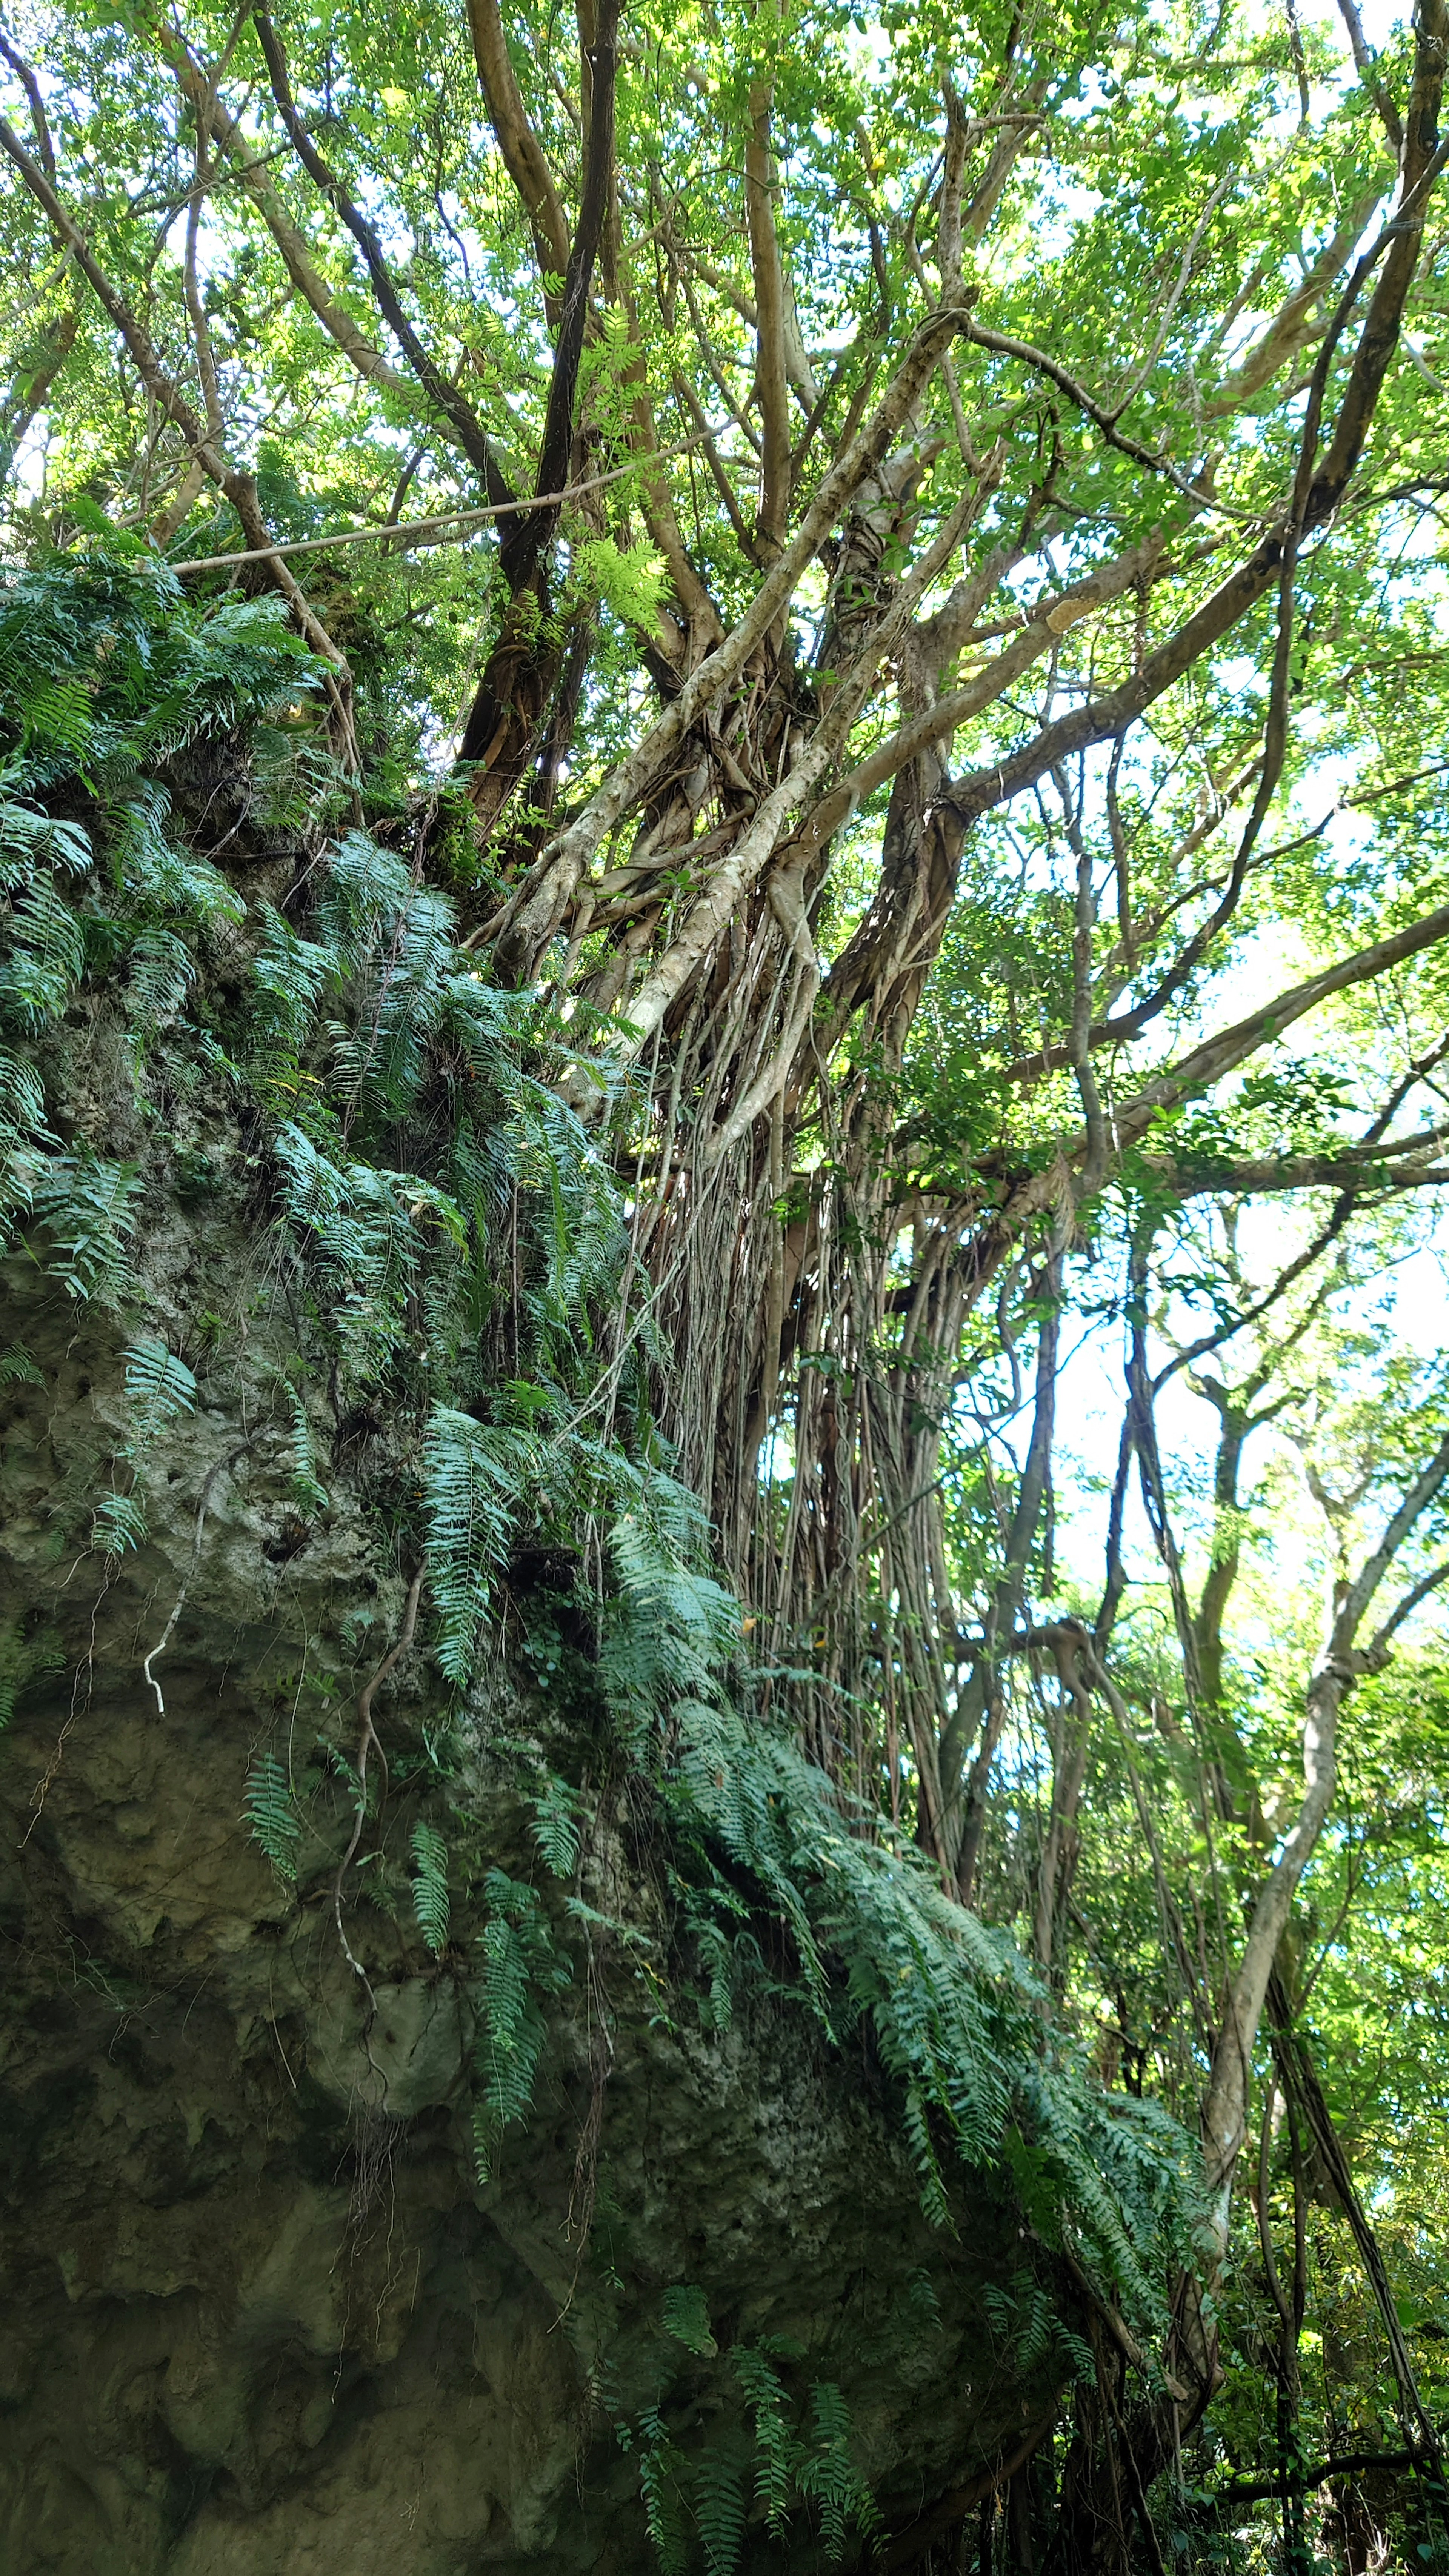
[6,0,1449,2563]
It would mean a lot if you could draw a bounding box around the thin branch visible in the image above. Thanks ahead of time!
[168,431,717,572]
[1332,0,1404,150]
[465,0,571,300]
[0,105,354,715]
[745,80,791,551]
[251,12,512,503]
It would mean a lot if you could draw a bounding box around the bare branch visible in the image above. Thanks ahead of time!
[251,12,512,503]
[0,28,55,177]
[465,0,571,301]
[1331,0,1404,151]
[745,82,792,553]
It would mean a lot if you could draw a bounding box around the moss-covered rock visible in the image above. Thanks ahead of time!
[0,1255,1060,2576]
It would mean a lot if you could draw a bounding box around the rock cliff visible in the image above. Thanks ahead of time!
[0,1250,1053,2576]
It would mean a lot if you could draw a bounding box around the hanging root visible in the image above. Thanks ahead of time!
[140,1443,251,1716]
[332,1567,425,2000]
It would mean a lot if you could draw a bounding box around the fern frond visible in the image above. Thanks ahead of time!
[691,2444,746,2576]
[123,1335,197,1441]
[471,1868,570,2182]
[410,1819,451,1955]
[244,1752,300,1880]
[661,2284,716,2359]
[0,874,86,1032]
[0,1618,65,1730]
[528,1773,582,1880]
[28,1155,142,1304]
[91,1487,149,1558]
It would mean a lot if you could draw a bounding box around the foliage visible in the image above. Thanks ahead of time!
[409,1819,451,1955]
[244,1751,301,1882]
[471,1867,572,2184]
[8,0,1449,2550]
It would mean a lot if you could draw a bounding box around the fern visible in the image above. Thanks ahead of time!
[734,2344,800,2539]
[244,1752,301,1881]
[528,1772,582,1880]
[0,874,87,1032]
[247,906,335,1112]
[0,1343,43,1387]
[123,1335,197,1440]
[409,1819,451,1955]
[28,1155,141,1303]
[471,1868,570,2182]
[91,1487,149,1558]
[423,1405,542,1684]
[692,2444,746,2576]
[0,1046,49,1171]
[0,767,91,887]
[661,2285,717,2360]
[276,1376,329,1515]
[124,927,194,1056]
[796,2382,879,2559]
[0,551,317,795]
[0,1618,65,1730]
[632,2408,690,2576]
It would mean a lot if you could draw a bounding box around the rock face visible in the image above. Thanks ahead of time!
[0,1252,1048,2576]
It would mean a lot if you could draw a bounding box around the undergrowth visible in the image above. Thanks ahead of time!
[0,552,1201,2574]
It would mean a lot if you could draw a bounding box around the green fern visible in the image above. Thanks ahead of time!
[27,1154,141,1304]
[0,1618,65,1730]
[0,1343,43,1387]
[632,2408,690,2576]
[423,1405,541,1684]
[124,927,194,1057]
[123,1336,197,1440]
[244,1752,301,1881]
[247,906,335,1112]
[692,2445,746,2576]
[528,1772,582,1880]
[734,2344,801,2540]
[471,1868,570,2182]
[91,1487,149,1558]
[276,1376,329,1516]
[796,2381,879,2559]
[409,1819,451,1955]
[661,2284,717,2360]
[0,770,91,888]
[0,874,86,1032]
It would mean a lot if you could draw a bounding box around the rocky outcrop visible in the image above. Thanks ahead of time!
[0,1248,1053,2576]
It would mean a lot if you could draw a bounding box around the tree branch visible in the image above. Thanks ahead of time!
[251,11,512,504]
[465,0,571,304]
[745,81,792,553]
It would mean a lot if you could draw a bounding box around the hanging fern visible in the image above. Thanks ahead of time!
[123,927,195,1060]
[91,1487,149,1559]
[528,1772,582,1880]
[243,1752,301,1881]
[275,1376,329,1517]
[0,1618,65,1730]
[0,874,87,1033]
[691,2445,747,2576]
[734,2344,801,2540]
[471,1868,570,2183]
[27,1155,142,1304]
[631,2407,690,2576]
[661,2285,717,2360]
[794,2382,879,2559]
[423,1405,543,1684]
[123,1335,198,1441]
[409,1819,451,1956]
